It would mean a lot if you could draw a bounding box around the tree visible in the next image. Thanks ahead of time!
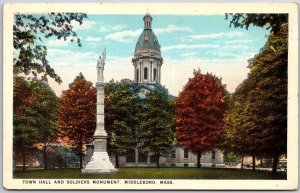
[58,73,96,168]
[176,70,227,168]
[222,79,261,170]
[226,14,288,35]
[243,24,288,173]
[225,14,288,173]
[14,13,88,83]
[13,76,37,170]
[29,80,60,169]
[13,77,60,170]
[139,89,175,168]
[104,80,139,168]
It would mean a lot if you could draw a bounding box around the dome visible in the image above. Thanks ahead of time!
[134,14,161,56]
[134,29,161,54]
[132,14,163,85]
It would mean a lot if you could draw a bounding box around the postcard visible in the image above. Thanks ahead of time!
[3,2,298,190]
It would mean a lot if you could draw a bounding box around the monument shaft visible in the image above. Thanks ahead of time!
[82,49,117,174]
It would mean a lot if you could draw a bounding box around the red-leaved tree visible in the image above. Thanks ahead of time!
[175,69,227,168]
[58,73,96,168]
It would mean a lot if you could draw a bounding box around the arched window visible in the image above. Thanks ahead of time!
[153,68,157,81]
[144,67,148,80]
[139,62,142,81]
[136,69,139,82]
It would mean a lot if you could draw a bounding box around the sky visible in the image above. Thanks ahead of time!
[45,14,269,96]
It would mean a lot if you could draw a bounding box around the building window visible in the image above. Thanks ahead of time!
[171,149,176,158]
[144,67,148,79]
[136,69,139,82]
[153,68,157,81]
[212,150,216,160]
[150,62,153,81]
[139,62,142,81]
[184,149,189,158]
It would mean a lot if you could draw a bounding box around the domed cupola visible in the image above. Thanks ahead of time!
[134,30,161,55]
[132,13,163,85]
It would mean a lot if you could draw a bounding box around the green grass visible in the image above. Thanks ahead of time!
[13,168,286,179]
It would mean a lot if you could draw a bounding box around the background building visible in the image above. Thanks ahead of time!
[106,13,224,167]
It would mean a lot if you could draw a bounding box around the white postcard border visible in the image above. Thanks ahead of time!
[3,2,298,190]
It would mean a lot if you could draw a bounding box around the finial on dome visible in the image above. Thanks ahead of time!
[143,13,152,30]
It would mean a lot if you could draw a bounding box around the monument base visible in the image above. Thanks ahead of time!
[82,152,117,174]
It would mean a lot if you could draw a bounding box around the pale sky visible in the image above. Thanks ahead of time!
[45,14,269,96]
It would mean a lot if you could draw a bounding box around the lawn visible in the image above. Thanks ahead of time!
[13,167,286,179]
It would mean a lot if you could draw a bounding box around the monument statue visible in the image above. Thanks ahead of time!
[97,48,106,82]
[82,49,117,174]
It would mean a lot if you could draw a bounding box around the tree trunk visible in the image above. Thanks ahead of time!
[22,152,26,171]
[197,153,201,168]
[272,155,279,174]
[156,153,160,168]
[115,152,119,168]
[79,141,83,168]
[241,156,244,170]
[252,155,256,171]
[260,157,263,168]
[79,154,83,169]
[43,144,48,169]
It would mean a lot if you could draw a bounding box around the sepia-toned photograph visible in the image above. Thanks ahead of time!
[3,2,298,190]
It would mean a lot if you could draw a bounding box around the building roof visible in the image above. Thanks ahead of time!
[134,14,161,56]
[134,29,161,55]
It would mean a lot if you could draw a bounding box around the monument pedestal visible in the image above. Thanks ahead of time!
[81,130,117,174]
[82,152,117,174]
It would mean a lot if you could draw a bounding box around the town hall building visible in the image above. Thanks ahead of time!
[107,13,224,167]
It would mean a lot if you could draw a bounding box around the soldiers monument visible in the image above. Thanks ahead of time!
[82,49,117,174]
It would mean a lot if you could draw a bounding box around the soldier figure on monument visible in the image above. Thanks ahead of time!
[97,48,106,82]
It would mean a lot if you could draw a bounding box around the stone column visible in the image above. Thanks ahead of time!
[139,62,142,82]
[150,61,152,82]
[158,64,161,83]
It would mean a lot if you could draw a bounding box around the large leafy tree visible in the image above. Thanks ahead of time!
[13,77,60,170]
[176,70,227,168]
[104,80,139,168]
[243,24,287,173]
[139,89,175,168]
[29,80,60,169]
[58,73,96,168]
[222,78,260,170]
[13,76,37,170]
[225,14,288,173]
[14,13,87,83]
